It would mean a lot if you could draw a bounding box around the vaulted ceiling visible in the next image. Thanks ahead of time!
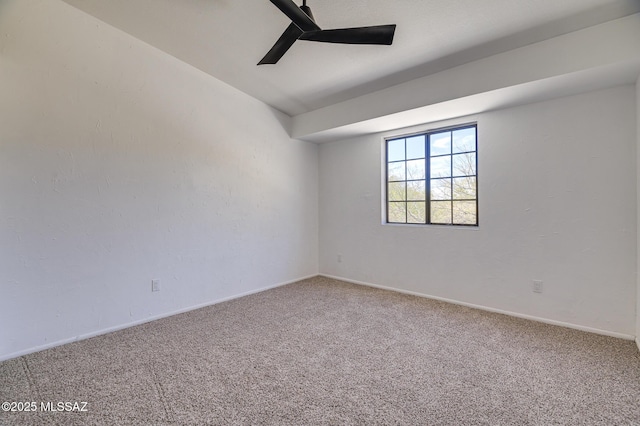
[62,0,640,141]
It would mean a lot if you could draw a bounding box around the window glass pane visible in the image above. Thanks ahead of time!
[388,182,406,201]
[386,124,476,226]
[452,153,476,176]
[388,202,407,223]
[406,159,425,180]
[406,135,425,159]
[431,201,452,224]
[388,139,405,162]
[388,162,405,181]
[453,127,476,153]
[453,201,477,225]
[407,181,426,200]
[431,156,451,178]
[430,132,451,156]
[453,177,476,200]
[407,202,426,224]
[431,178,451,200]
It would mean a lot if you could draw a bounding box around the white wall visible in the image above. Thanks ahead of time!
[0,0,318,360]
[319,85,637,337]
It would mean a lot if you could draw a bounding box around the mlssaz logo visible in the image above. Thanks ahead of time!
[41,401,88,412]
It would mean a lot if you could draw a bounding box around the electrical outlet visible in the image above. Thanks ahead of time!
[533,280,543,293]
[337,254,342,263]
[152,279,160,292]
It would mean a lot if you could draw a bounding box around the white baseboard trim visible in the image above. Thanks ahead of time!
[320,273,636,342]
[0,274,316,362]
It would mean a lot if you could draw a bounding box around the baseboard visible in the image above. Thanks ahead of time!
[320,273,636,342]
[0,274,316,362]
[636,338,640,353]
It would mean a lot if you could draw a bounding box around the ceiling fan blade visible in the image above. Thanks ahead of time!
[299,24,396,45]
[258,23,303,65]
[269,0,320,32]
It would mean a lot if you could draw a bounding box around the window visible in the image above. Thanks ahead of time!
[386,124,477,226]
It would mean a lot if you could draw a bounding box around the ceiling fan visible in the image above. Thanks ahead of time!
[259,0,397,65]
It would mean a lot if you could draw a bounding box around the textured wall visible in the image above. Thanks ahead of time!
[319,86,637,337]
[0,0,318,360]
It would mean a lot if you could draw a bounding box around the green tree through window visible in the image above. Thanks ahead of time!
[386,124,477,226]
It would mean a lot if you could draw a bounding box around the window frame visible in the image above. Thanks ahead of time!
[384,123,479,227]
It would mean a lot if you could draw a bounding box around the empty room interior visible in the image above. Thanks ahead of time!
[1,0,640,424]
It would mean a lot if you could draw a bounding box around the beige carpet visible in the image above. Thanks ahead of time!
[1,276,639,425]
